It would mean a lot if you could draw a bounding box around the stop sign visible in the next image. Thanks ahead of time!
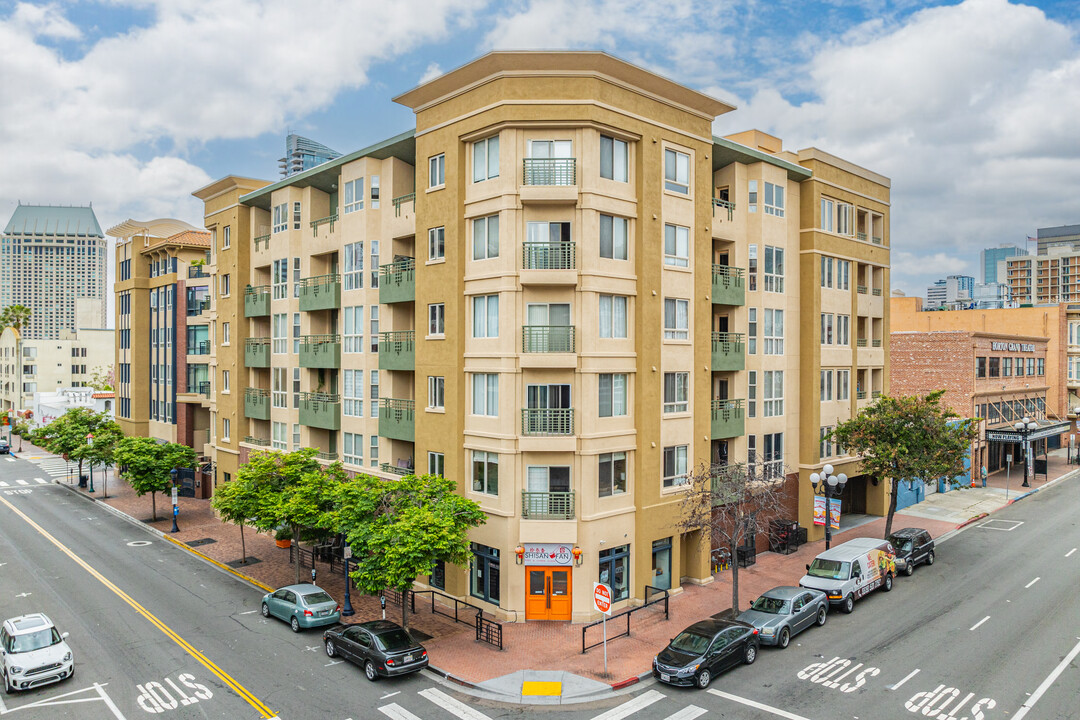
[593,582,611,614]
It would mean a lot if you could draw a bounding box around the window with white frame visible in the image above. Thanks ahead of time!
[837,259,850,290]
[429,303,445,336]
[292,423,300,451]
[748,180,759,213]
[472,451,498,495]
[599,295,628,339]
[664,224,690,267]
[428,376,445,410]
[763,246,784,292]
[820,426,833,459]
[473,294,499,338]
[748,370,757,418]
[370,175,380,209]
[763,370,783,417]
[272,203,288,233]
[222,370,230,393]
[662,445,688,487]
[428,452,444,477]
[272,421,287,450]
[292,257,301,297]
[343,369,363,417]
[472,215,499,260]
[472,135,499,182]
[820,198,834,232]
[272,367,287,408]
[664,148,689,194]
[748,244,758,291]
[293,201,301,230]
[370,435,379,467]
[763,432,783,479]
[821,313,834,345]
[221,273,230,297]
[598,452,627,496]
[837,314,850,346]
[598,373,627,417]
[472,373,498,417]
[748,308,757,354]
[344,241,363,290]
[663,372,689,413]
[344,178,364,213]
[763,308,784,355]
[599,214,628,260]
[600,135,628,182]
[272,259,288,299]
[222,322,230,345]
[821,256,834,288]
[343,432,363,466]
[428,227,445,261]
[763,182,784,217]
[837,369,850,400]
[429,154,445,188]
[343,306,363,353]
[821,370,833,401]
[272,313,288,354]
[292,312,300,354]
[663,298,688,340]
[370,240,380,288]
[838,202,853,236]
[370,305,379,353]
[370,370,379,418]
[222,226,230,249]
[293,368,300,408]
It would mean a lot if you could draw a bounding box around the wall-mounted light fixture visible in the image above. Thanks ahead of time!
[514,546,524,565]
[572,547,583,566]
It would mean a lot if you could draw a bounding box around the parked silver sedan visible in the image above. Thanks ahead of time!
[736,586,828,648]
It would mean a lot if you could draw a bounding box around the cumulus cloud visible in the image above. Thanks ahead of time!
[420,62,444,84]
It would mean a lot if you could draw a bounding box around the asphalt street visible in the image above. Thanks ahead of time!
[2,448,1079,720]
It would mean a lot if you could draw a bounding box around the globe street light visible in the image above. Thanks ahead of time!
[810,463,848,550]
[1013,417,1038,487]
[85,433,95,493]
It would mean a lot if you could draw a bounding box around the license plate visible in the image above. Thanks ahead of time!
[320,610,330,616]
[660,673,670,682]
[404,654,413,663]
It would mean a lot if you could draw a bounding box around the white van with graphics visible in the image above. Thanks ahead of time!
[799,537,896,613]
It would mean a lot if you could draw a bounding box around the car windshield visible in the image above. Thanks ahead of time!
[375,629,415,652]
[302,592,334,605]
[807,559,850,580]
[751,596,789,614]
[8,628,62,653]
[669,631,712,655]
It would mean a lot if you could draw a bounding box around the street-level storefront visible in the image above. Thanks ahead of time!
[521,543,575,621]
[983,421,1069,483]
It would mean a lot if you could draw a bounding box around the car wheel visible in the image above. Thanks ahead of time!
[696,669,711,689]
[778,627,790,649]
[261,603,270,618]
[883,574,894,592]
[816,606,827,626]
[325,640,336,658]
[290,616,300,633]
[4,678,12,695]
[843,595,855,613]
[364,660,379,682]
[905,561,914,576]
[927,550,935,566]
[744,643,757,665]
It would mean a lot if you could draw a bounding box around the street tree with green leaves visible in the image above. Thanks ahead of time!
[33,408,118,482]
[12,420,31,452]
[113,437,197,521]
[211,475,260,564]
[332,474,486,630]
[829,391,980,538]
[87,365,115,392]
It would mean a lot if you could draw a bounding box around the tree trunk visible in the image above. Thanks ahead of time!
[239,523,246,563]
[883,477,900,539]
[401,589,409,631]
[17,434,23,452]
[730,538,739,616]
[292,524,301,585]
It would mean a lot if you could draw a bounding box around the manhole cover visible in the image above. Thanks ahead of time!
[186,538,218,547]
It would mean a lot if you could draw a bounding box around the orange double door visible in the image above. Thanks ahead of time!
[525,566,572,621]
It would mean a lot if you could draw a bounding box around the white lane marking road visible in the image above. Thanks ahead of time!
[589,689,666,720]
[418,688,493,720]
[380,691,400,700]
[663,706,707,720]
[708,689,812,720]
[887,668,921,690]
[1025,577,1040,589]
[1013,637,1080,720]
[1066,548,1077,558]
[970,616,991,631]
[15,479,28,485]
[34,478,46,484]
[379,704,422,720]
[0,482,7,487]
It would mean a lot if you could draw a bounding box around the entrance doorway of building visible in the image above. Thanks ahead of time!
[525,566,572,621]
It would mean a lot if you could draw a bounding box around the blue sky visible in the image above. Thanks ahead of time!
[2,0,1079,299]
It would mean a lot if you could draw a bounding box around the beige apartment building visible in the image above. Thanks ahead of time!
[177,52,890,622]
[0,327,114,415]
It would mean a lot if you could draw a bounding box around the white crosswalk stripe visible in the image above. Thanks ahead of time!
[590,690,667,720]
[34,478,48,484]
[5,457,14,462]
[379,704,423,720]
[664,706,707,720]
[417,688,493,720]
[0,481,8,487]
[23,457,75,477]
[16,479,29,486]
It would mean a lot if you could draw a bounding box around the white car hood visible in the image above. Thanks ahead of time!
[798,574,840,592]
[7,641,71,670]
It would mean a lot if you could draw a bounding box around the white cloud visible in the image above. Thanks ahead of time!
[420,62,444,84]
[9,2,81,39]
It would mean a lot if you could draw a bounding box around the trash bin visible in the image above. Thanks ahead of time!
[78,475,88,488]
[737,545,756,568]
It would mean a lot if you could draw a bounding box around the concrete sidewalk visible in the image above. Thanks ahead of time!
[36,439,1079,704]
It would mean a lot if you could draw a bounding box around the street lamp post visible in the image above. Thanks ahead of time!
[341,545,354,617]
[169,468,180,533]
[810,463,848,550]
[85,433,95,493]
[1013,417,1038,488]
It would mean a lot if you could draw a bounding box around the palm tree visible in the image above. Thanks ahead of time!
[1,305,32,427]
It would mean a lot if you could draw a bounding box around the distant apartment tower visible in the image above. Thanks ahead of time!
[1,204,107,338]
[1006,249,1080,305]
[279,134,341,178]
[972,282,1011,309]
[924,275,973,309]
[1036,224,1080,255]
[980,244,1022,283]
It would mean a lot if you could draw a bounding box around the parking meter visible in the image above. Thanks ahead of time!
[310,568,317,584]
[380,595,386,619]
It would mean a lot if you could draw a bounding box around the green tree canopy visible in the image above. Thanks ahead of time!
[87,365,114,392]
[830,391,979,538]
[113,437,197,521]
[12,420,31,452]
[0,305,31,331]
[33,408,118,478]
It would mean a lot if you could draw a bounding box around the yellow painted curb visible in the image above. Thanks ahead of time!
[521,681,562,696]
[162,535,275,593]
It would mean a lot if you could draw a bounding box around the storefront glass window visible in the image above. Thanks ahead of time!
[599,544,630,601]
[651,538,672,591]
[470,543,500,604]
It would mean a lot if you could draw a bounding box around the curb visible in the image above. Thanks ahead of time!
[955,512,989,530]
[611,670,652,690]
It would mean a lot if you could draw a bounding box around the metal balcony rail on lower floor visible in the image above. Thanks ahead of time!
[187,265,209,279]
[712,198,736,221]
[315,452,338,461]
[253,234,270,250]
[522,242,576,270]
[523,157,576,186]
[189,340,210,355]
[711,398,744,420]
[299,391,340,407]
[243,436,270,447]
[186,298,211,316]
[380,462,412,476]
[521,490,575,520]
[521,407,574,436]
[857,285,868,294]
[310,214,338,236]
[197,381,211,398]
[522,325,575,353]
[392,192,415,217]
[379,258,415,286]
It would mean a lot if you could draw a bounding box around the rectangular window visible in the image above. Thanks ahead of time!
[748,244,758,291]
[748,370,757,418]
[472,215,500,260]
[343,369,363,417]
[600,135,628,182]
[663,372,689,413]
[472,373,499,417]
[272,258,288,299]
[272,367,287,408]
[429,153,445,187]
[343,432,363,466]
[599,295,628,339]
[664,148,690,194]
[370,240,379,288]
[1038,358,1045,376]
[272,203,287,233]
[222,322,230,345]
[1003,357,1012,376]
[222,370,230,393]
[977,357,987,378]
[1015,357,1024,376]
[292,257,301,297]
[763,433,783,479]
[472,451,498,495]
[428,227,445,261]
[663,224,690,267]
[821,313,834,345]
[370,435,379,467]
[763,308,784,355]
[343,306,363,353]
[821,370,833,401]
[370,305,379,353]
[764,370,783,417]
[220,273,230,296]
[837,202,852,235]
[598,545,629,602]
[428,376,445,410]
[272,313,288,354]
[293,368,300,408]
[473,295,499,338]
[820,427,833,459]
[427,452,444,478]
[344,177,364,213]
[370,370,380,418]
[272,421,287,450]
[222,418,231,441]
[370,175,380,209]
[989,357,1001,378]
[837,315,850,346]
[748,180,758,213]
[429,303,445,336]
[599,214,629,260]
[222,226,231,249]
[472,135,499,182]
[837,370,850,400]
[820,198,835,232]
[763,182,785,217]
[598,373,627,417]
[343,241,363,290]
[838,260,850,290]
[763,246,784,293]
[292,312,300,354]
[663,298,689,340]
[1028,358,1036,375]
[598,452,627,497]
[748,308,757,355]
[293,201,301,230]
[662,445,688,487]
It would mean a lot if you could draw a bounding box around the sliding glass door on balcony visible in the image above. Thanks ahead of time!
[523,384,573,435]
[523,466,573,520]
[524,304,573,352]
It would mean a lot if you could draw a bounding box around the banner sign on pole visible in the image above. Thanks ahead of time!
[813,496,826,526]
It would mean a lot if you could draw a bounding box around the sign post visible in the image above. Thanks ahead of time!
[593,582,612,675]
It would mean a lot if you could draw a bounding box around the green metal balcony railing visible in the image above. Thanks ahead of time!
[187,265,209,279]
[872,339,882,348]
[244,388,271,420]
[712,198,736,221]
[857,232,867,241]
[379,259,415,304]
[253,234,271,251]
[521,491,575,520]
[522,325,575,353]
[244,285,271,317]
[857,285,868,294]
[298,274,341,312]
[243,436,270,447]
[378,330,414,371]
[310,214,338,236]
[872,288,882,296]
[315,451,338,462]
[523,158,576,186]
[380,462,412,477]
[857,391,868,400]
[521,408,574,436]
[711,398,745,439]
[711,332,746,372]
[299,392,341,431]
[244,338,271,367]
[711,264,746,306]
[379,398,415,443]
[522,242,576,270]
[299,334,341,369]
[857,338,868,348]
[872,236,883,245]
[392,192,415,217]
[186,297,211,317]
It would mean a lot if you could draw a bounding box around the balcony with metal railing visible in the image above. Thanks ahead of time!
[244,338,271,368]
[521,325,575,353]
[243,435,270,447]
[299,334,341,369]
[244,285,271,317]
[298,274,341,312]
[523,158,576,186]
[379,259,415,304]
[857,285,868,295]
[379,398,415,442]
[522,242,576,271]
[315,451,338,462]
[188,340,210,356]
[392,193,415,217]
[380,462,412,477]
[253,234,271,251]
[310,214,338,237]
[299,392,341,431]
[244,388,271,420]
[712,198,736,221]
[521,491,575,520]
[711,398,745,439]
[712,265,745,306]
[186,297,211,317]
[378,331,414,371]
[187,265,209,279]
[711,332,745,372]
[521,408,574,436]
[197,381,211,398]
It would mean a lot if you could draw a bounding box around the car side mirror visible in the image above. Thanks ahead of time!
[805,564,810,571]
[61,632,69,639]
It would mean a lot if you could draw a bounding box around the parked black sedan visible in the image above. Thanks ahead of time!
[653,618,758,689]
[888,527,935,575]
[323,620,428,681]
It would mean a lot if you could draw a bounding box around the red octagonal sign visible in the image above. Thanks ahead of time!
[593,582,611,614]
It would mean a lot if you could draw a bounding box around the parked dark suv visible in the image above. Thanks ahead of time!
[887,528,935,576]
